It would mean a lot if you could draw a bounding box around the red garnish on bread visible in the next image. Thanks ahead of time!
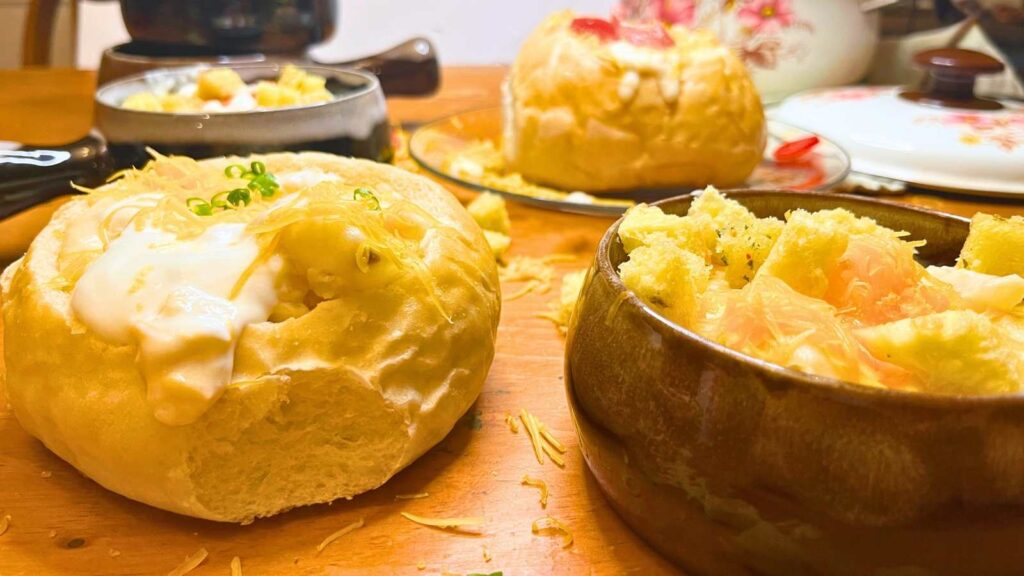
[617,22,675,47]
[569,17,675,48]
[570,17,619,42]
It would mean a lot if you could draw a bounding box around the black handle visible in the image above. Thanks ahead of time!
[315,37,441,97]
[0,133,115,221]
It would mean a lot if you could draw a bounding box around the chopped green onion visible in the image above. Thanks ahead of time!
[225,164,247,179]
[249,161,266,175]
[226,188,252,207]
[248,173,279,197]
[353,187,381,210]
[186,197,213,216]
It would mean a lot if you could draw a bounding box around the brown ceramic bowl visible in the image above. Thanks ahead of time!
[566,190,1024,576]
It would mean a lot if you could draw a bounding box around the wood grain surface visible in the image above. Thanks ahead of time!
[0,66,1022,576]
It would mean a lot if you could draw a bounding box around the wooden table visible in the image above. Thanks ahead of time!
[0,67,1022,576]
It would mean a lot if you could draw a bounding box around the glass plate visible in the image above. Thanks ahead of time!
[409,107,850,217]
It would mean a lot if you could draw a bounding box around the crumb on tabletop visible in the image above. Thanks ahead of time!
[467,192,512,235]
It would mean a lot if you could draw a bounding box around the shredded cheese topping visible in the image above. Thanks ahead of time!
[531,516,574,549]
[230,556,242,576]
[0,514,9,537]
[521,475,549,509]
[167,548,208,576]
[316,518,365,553]
[400,512,485,530]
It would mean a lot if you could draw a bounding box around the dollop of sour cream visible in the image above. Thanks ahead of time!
[71,222,281,426]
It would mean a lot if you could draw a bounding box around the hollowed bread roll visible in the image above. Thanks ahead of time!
[1,152,501,523]
[505,10,766,192]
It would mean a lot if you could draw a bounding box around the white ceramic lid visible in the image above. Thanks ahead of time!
[771,85,1024,196]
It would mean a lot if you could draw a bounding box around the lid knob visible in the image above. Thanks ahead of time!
[900,48,1005,110]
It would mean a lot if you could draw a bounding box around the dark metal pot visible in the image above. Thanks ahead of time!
[117,0,338,56]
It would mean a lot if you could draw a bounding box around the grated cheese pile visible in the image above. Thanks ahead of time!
[537,269,588,334]
[500,255,578,301]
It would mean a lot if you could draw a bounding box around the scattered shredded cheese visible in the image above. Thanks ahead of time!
[504,413,519,433]
[395,493,430,501]
[417,561,427,570]
[316,518,365,553]
[539,425,566,454]
[0,514,9,537]
[167,547,208,576]
[521,475,549,509]
[400,512,485,531]
[40,471,52,478]
[499,255,577,301]
[519,409,545,465]
[519,409,566,467]
[536,269,588,334]
[48,529,57,539]
[483,544,493,562]
[109,548,121,558]
[230,556,242,576]
[542,443,566,468]
[532,516,574,549]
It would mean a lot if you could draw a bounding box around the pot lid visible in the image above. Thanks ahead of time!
[771,49,1024,197]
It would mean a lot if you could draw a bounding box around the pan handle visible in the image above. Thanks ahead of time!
[315,37,440,97]
[0,133,115,221]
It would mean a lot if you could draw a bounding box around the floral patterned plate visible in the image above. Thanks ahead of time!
[409,107,850,217]
[772,85,1024,197]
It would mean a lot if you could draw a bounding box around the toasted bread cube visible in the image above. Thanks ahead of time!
[757,208,905,298]
[196,68,246,101]
[958,213,1024,277]
[467,192,511,235]
[855,310,1024,395]
[618,204,715,257]
[618,238,710,328]
[121,92,163,112]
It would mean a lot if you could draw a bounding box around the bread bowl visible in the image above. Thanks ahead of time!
[1,152,501,523]
[504,10,766,193]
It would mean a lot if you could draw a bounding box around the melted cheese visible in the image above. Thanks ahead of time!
[607,41,682,104]
[71,222,281,425]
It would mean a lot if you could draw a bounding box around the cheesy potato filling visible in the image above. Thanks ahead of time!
[61,155,437,425]
[618,188,1024,395]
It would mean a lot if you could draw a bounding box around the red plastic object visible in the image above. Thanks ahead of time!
[773,136,820,164]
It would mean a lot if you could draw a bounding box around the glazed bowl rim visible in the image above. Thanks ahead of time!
[594,188,1024,409]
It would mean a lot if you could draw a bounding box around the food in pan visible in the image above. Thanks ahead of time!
[617,188,1024,395]
[1,152,501,522]
[121,64,334,113]
[503,10,766,192]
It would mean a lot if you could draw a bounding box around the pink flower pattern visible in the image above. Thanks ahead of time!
[737,0,796,33]
[613,0,697,27]
[920,112,1024,152]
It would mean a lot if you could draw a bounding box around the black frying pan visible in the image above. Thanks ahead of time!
[0,65,391,221]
